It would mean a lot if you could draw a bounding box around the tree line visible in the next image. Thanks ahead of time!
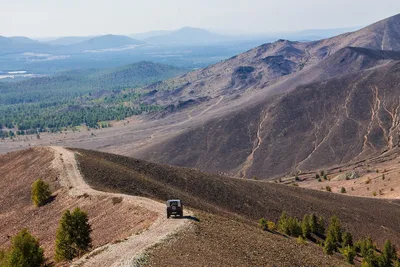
[259,212,399,266]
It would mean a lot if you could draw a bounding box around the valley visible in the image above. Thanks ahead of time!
[3,8,400,267]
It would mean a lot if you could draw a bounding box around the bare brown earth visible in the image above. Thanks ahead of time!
[0,148,158,264]
[73,148,400,251]
[146,211,348,267]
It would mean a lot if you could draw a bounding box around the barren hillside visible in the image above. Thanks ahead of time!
[74,148,400,250]
[0,148,158,263]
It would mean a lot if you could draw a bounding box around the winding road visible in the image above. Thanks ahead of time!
[49,146,191,267]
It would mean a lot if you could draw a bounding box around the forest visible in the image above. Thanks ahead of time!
[0,61,186,137]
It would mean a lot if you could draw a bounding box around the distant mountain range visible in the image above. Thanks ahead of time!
[143,27,233,45]
[0,26,364,56]
[134,13,400,179]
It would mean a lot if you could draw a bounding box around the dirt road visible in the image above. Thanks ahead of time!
[50,146,191,267]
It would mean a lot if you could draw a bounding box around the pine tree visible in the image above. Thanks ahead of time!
[324,235,335,255]
[327,215,342,244]
[278,211,288,234]
[380,240,397,267]
[31,178,51,207]
[342,232,353,248]
[309,213,318,234]
[317,216,325,235]
[7,229,44,267]
[55,208,92,262]
[357,237,377,266]
[302,214,311,238]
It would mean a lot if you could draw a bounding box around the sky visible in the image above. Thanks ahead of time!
[1,0,400,37]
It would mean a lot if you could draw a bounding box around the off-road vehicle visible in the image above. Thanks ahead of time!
[166,199,183,218]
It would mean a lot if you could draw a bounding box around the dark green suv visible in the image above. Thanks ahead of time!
[166,199,183,218]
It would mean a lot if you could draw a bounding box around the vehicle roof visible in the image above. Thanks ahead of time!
[167,199,181,202]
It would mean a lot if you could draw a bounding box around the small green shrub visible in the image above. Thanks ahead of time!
[31,178,51,207]
[340,187,346,194]
[259,218,267,231]
[267,221,276,231]
[55,208,92,262]
[6,229,45,267]
[297,235,307,244]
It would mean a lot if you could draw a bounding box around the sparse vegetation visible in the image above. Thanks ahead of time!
[31,178,51,207]
[55,208,92,262]
[340,187,346,194]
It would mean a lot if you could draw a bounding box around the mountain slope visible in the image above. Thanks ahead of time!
[138,48,400,178]
[45,36,95,46]
[142,14,400,107]
[0,36,54,55]
[133,14,400,178]
[65,34,144,52]
[74,148,400,251]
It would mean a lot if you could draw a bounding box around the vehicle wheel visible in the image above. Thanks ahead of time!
[167,213,170,219]
[179,211,183,217]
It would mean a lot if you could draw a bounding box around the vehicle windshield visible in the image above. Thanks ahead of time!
[169,201,180,206]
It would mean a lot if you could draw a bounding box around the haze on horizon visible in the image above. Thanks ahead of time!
[0,0,400,38]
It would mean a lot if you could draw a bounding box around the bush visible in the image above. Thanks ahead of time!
[31,178,51,207]
[55,208,92,261]
[341,245,356,264]
[297,235,306,244]
[6,229,45,267]
[315,173,320,179]
[326,186,332,192]
[267,221,276,231]
[340,187,346,194]
[259,218,267,231]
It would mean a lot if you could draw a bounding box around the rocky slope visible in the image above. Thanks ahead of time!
[137,14,400,179]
